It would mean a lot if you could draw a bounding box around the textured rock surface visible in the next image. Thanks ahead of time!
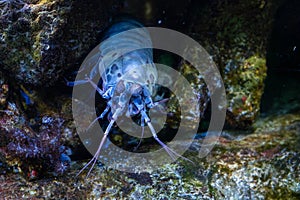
[0,0,114,87]
[186,0,284,128]
[0,0,299,199]
[0,0,116,179]
[224,56,267,128]
[0,72,9,109]
[0,100,74,178]
[167,46,225,130]
[0,113,299,199]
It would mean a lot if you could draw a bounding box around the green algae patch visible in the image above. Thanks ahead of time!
[224,56,267,129]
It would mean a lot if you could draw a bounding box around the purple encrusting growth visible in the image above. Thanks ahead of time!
[0,104,71,177]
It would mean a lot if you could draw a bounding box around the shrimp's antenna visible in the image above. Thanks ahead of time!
[134,115,145,151]
[76,108,123,178]
[140,110,194,163]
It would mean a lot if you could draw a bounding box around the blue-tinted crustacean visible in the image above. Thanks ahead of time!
[70,18,189,176]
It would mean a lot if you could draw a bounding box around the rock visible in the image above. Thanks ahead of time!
[224,56,267,128]
[167,46,225,130]
[0,0,115,87]
[0,1,298,199]
[186,0,283,128]
[0,113,299,199]
[0,101,72,178]
[0,72,9,109]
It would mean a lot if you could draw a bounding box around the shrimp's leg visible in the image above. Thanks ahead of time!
[65,55,100,87]
[99,103,111,119]
[140,110,193,163]
[65,78,89,87]
[84,75,104,96]
[144,94,169,115]
[86,101,111,130]
[152,98,169,107]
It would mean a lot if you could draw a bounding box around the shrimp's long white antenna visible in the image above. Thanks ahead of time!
[76,108,122,178]
[140,110,194,163]
[134,116,145,151]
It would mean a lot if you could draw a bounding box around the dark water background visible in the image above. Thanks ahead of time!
[262,0,300,115]
[121,0,300,118]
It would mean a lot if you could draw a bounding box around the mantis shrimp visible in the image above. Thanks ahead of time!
[70,18,190,177]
